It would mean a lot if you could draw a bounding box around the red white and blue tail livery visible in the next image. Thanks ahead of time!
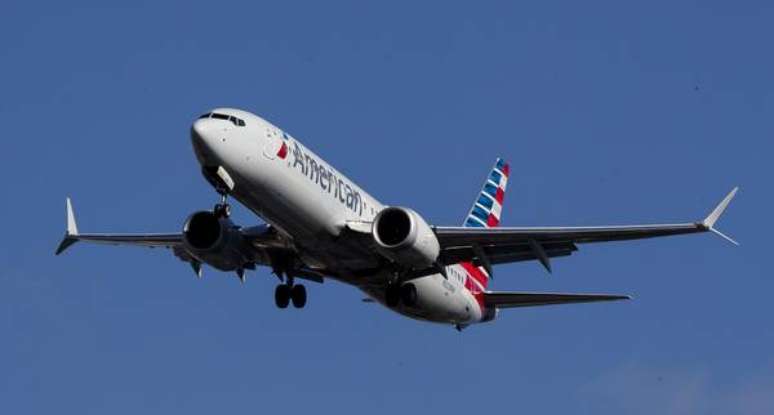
[56,108,739,330]
[454,158,512,323]
[464,158,510,229]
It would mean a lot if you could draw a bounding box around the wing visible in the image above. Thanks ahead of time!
[436,188,738,273]
[484,291,630,308]
[55,198,183,255]
[54,198,330,282]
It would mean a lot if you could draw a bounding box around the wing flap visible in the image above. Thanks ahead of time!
[440,241,578,266]
[484,291,631,309]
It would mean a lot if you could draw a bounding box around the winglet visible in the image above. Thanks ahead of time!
[66,197,78,236]
[702,187,739,246]
[55,197,79,255]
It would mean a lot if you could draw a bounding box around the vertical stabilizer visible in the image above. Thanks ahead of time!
[459,158,510,289]
[463,158,510,228]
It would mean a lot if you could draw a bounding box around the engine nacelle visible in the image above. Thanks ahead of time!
[182,211,249,271]
[372,207,440,269]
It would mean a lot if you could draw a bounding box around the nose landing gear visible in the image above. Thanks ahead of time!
[214,193,231,218]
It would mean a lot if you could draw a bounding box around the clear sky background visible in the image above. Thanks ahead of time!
[2,1,772,414]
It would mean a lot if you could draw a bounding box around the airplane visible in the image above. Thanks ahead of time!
[55,108,738,330]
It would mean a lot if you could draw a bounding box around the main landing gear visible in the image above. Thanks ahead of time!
[275,280,307,309]
[209,191,308,309]
[385,282,417,308]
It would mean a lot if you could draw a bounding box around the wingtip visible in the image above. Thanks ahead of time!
[65,197,78,236]
[56,197,79,256]
[54,236,77,256]
[703,187,738,229]
[702,187,739,246]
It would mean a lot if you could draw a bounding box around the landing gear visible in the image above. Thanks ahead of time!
[214,193,231,218]
[274,280,307,309]
[385,283,417,308]
[275,284,291,308]
[291,284,307,308]
[400,283,417,307]
[385,284,400,307]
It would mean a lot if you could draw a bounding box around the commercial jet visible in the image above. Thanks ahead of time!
[56,108,738,329]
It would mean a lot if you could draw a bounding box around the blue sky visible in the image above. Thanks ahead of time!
[2,1,772,413]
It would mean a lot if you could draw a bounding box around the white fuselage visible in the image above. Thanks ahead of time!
[191,108,488,326]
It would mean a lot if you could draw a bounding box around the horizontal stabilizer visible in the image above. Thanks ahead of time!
[484,291,630,309]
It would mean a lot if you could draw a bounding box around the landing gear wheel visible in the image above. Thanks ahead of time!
[385,284,400,308]
[291,284,307,308]
[275,284,290,308]
[400,283,418,307]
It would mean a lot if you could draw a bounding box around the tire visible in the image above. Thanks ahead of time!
[385,285,400,308]
[275,284,290,309]
[400,283,418,307]
[291,284,307,309]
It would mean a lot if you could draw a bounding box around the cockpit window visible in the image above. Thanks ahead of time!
[197,112,245,126]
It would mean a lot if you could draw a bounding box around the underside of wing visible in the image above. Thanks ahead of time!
[434,188,738,271]
[55,199,183,255]
[440,240,578,266]
[484,291,631,309]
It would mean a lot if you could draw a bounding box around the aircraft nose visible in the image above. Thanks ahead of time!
[191,118,221,162]
[192,119,215,145]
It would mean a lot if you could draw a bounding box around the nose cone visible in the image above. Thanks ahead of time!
[192,118,216,146]
[191,119,220,163]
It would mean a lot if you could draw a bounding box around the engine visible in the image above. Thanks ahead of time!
[372,207,440,269]
[182,211,250,271]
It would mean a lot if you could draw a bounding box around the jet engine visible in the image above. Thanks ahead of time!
[182,211,251,271]
[372,207,440,269]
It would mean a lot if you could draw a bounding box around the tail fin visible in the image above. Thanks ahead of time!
[463,158,510,228]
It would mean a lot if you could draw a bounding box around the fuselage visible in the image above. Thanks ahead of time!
[190,108,491,326]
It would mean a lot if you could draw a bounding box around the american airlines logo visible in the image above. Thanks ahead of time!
[290,141,363,215]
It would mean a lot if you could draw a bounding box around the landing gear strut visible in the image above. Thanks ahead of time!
[275,277,307,309]
[214,193,231,218]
